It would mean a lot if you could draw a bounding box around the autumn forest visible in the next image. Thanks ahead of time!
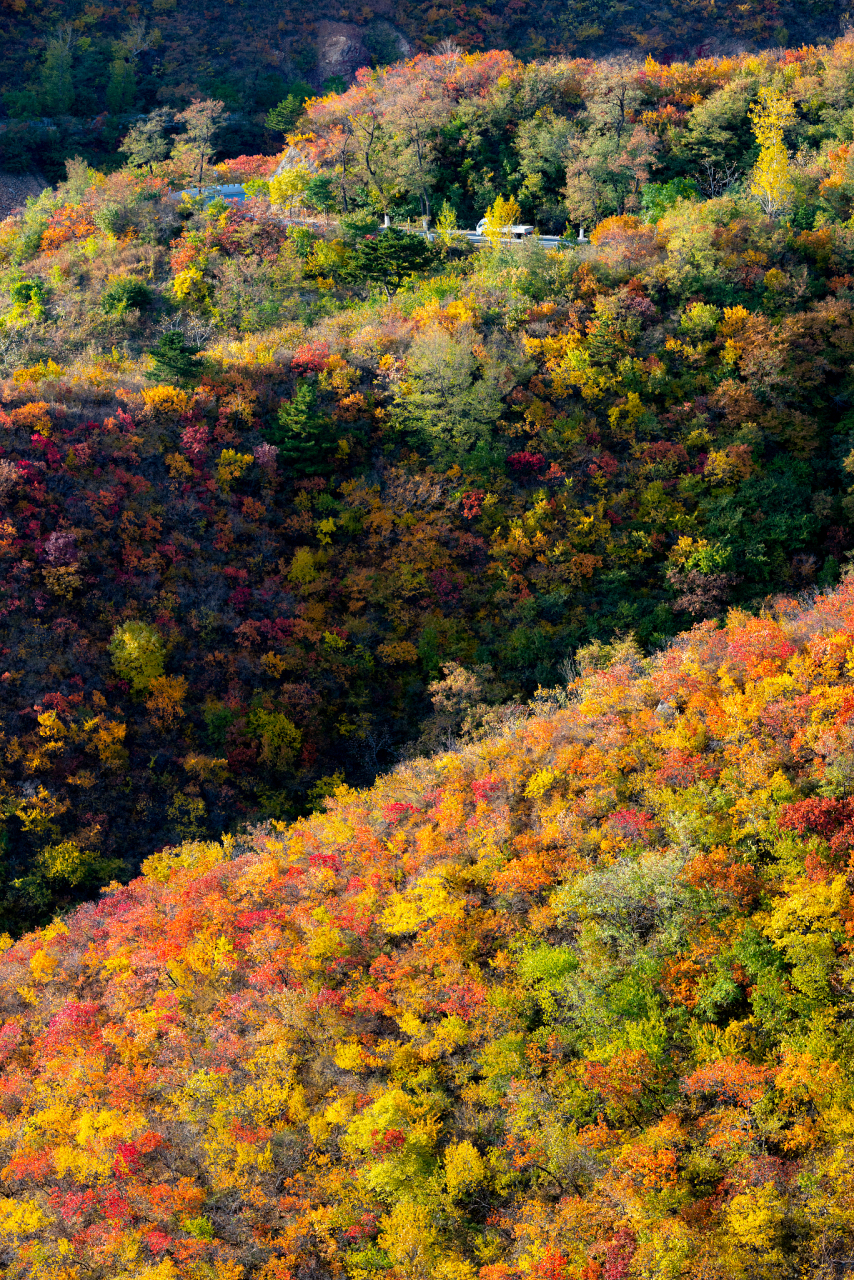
[1,19,854,1280]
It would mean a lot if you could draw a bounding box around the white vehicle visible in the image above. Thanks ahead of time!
[475,217,535,238]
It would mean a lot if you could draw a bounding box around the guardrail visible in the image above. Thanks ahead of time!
[175,184,248,203]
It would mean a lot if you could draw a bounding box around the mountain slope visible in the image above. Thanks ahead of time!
[5,69,854,932]
[0,0,847,158]
[1,581,853,1277]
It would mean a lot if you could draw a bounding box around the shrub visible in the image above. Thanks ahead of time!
[142,385,190,416]
[13,221,49,264]
[93,202,127,236]
[9,278,46,320]
[102,275,153,312]
[101,278,153,315]
[9,279,44,308]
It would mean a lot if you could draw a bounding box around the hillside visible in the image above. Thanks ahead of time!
[6,41,854,930]
[0,0,847,174]
[4,39,854,1273]
[1,581,854,1277]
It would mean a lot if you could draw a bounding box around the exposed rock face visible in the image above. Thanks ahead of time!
[273,145,318,177]
[0,170,48,219]
[372,20,411,58]
[315,22,370,83]
[304,19,411,88]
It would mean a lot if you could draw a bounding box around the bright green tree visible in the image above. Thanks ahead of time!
[390,327,504,469]
[303,175,336,215]
[109,622,165,694]
[120,108,173,171]
[247,709,303,773]
[112,16,154,111]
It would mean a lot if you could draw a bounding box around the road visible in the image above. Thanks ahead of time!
[175,188,585,249]
[405,226,578,249]
[462,233,573,248]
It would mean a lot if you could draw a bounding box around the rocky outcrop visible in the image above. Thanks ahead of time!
[308,19,411,87]
[0,170,48,219]
[315,21,371,83]
[273,145,318,177]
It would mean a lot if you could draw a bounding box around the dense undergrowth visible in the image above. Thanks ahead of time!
[1,582,854,1277]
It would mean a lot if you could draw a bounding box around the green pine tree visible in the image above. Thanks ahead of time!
[266,382,343,475]
[146,332,203,386]
[341,228,437,299]
[265,84,311,136]
[40,27,75,116]
[106,58,137,114]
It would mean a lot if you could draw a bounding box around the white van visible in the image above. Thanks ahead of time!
[475,218,534,239]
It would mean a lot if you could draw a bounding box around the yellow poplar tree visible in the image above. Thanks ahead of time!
[483,194,523,250]
[269,167,311,210]
[435,199,459,247]
[749,87,796,218]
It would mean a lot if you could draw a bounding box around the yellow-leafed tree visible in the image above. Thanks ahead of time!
[749,87,796,218]
[482,194,523,250]
[269,167,311,210]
